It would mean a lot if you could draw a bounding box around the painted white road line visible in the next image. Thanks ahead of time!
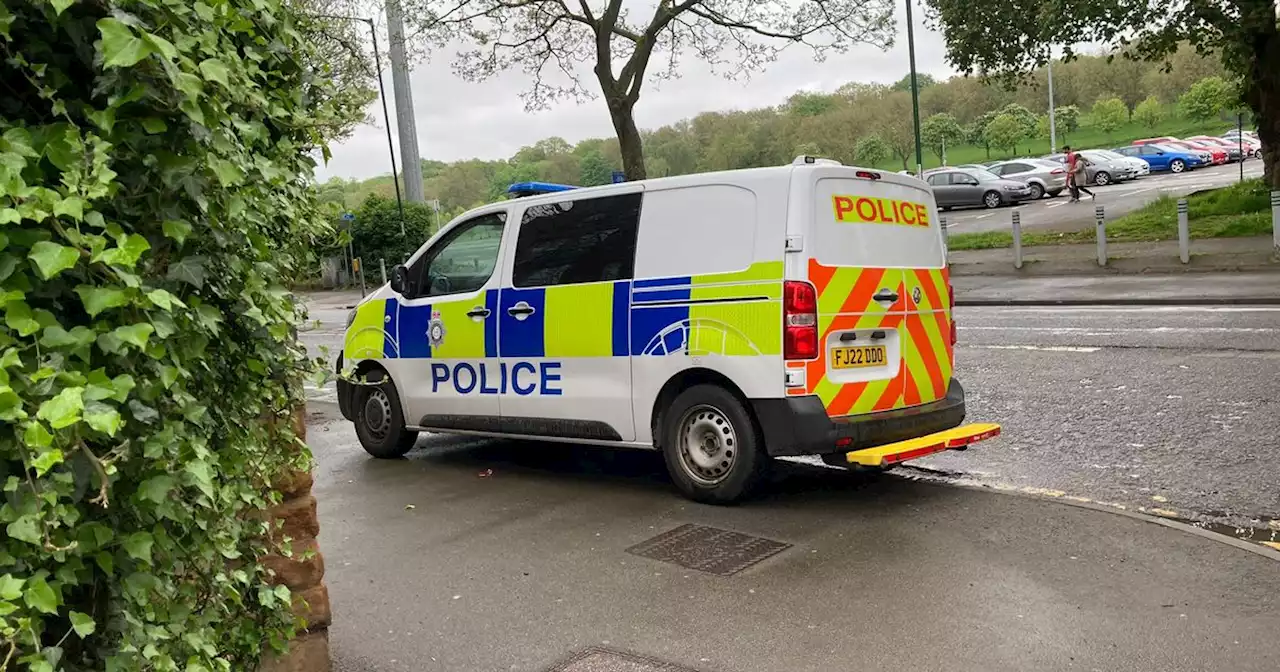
[964,344,1102,353]
[975,213,993,220]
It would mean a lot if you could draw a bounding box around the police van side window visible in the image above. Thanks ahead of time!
[410,213,505,298]
[511,193,641,288]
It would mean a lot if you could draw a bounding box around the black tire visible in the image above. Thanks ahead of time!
[940,205,951,212]
[353,369,418,458]
[982,190,1002,209]
[1047,189,1063,198]
[1093,171,1111,186]
[1170,159,1186,173]
[660,384,768,504]
[1028,183,1045,200]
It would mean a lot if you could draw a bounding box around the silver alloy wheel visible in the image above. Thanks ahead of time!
[983,191,1001,209]
[363,387,393,440]
[1094,171,1111,185]
[677,404,737,485]
[1170,160,1185,173]
[1028,183,1044,200]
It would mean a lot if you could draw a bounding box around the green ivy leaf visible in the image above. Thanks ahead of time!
[97,233,150,268]
[23,421,53,448]
[37,386,84,429]
[76,286,129,316]
[0,574,23,600]
[110,374,135,402]
[31,448,63,476]
[85,402,122,436]
[53,197,86,222]
[146,288,185,310]
[70,611,96,637]
[199,58,231,87]
[4,301,39,336]
[141,118,167,134]
[142,32,177,60]
[137,475,174,503]
[122,531,154,564]
[0,208,19,224]
[6,516,41,545]
[50,0,76,15]
[112,323,154,349]
[97,18,153,68]
[167,255,207,288]
[209,157,244,185]
[185,459,215,499]
[28,241,80,279]
[161,220,192,244]
[40,325,95,349]
[24,576,58,614]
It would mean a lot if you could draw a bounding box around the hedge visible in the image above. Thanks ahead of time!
[0,0,363,669]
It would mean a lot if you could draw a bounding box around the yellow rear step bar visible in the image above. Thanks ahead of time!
[845,423,1001,467]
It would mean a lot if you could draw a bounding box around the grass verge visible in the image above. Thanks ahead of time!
[947,178,1271,251]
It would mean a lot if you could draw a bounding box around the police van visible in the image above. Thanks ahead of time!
[336,157,999,503]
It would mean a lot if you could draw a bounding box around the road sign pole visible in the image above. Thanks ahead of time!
[1271,191,1280,256]
[1095,205,1107,266]
[1177,198,1189,264]
[380,258,387,284]
[1012,210,1023,269]
[904,0,924,176]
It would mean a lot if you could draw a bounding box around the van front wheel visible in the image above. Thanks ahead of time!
[354,370,419,459]
[661,385,768,504]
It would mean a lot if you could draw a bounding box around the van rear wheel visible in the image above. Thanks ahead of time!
[660,384,768,504]
[354,370,419,459]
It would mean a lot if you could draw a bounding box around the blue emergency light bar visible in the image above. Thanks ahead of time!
[506,181,579,198]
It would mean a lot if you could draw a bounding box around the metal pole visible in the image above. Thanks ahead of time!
[941,137,947,166]
[1095,205,1107,266]
[386,0,425,204]
[358,259,367,296]
[1047,55,1057,153]
[1177,198,1189,264]
[1271,191,1280,256]
[347,237,356,287]
[904,0,924,177]
[1238,113,1245,183]
[1012,210,1023,269]
[366,22,407,237]
[380,258,388,284]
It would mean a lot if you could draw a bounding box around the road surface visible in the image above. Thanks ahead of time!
[943,161,1264,234]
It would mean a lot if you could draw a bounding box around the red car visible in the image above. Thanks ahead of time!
[1166,140,1228,165]
[1189,135,1261,159]
[1133,137,1180,146]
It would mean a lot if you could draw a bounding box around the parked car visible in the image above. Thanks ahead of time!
[1091,149,1150,177]
[1190,135,1258,160]
[1043,151,1135,186]
[1166,140,1228,164]
[955,164,988,171]
[924,167,1033,210]
[1111,144,1206,173]
[986,159,1068,199]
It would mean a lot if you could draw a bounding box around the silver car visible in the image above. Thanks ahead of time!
[1092,149,1150,177]
[1043,151,1135,186]
[924,167,1033,210]
[987,159,1069,199]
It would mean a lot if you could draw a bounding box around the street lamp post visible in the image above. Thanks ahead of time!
[1047,55,1058,153]
[904,0,924,176]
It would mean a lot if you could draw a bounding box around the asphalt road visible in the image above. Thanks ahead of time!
[944,161,1265,235]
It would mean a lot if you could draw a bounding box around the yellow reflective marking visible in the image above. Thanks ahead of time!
[846,422,1000,466]
[432,299,486,358]
[544,282,613,357]
[343,299,386,361]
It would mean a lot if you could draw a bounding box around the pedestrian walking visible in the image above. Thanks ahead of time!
[1064,145,1095,202]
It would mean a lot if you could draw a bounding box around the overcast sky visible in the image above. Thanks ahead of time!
[316,4,956,182]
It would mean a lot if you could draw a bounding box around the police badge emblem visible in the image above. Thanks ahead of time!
[912,286,922,304]
[428,311,447,348]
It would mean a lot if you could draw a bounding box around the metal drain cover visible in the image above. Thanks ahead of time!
[548,647,701,672]
[625,523,791,576]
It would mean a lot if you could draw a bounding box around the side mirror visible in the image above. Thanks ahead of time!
[390,264,409,295]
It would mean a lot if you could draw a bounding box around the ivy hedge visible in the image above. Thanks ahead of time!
[0,0,363,669]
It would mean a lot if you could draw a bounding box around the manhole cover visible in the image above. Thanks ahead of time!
[625,523,791,576]
[548,647,701,672]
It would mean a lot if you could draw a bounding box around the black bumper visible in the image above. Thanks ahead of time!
[752,380,966,457]
[336,353,356,421]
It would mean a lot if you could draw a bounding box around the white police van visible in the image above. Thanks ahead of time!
[337,157,999,503]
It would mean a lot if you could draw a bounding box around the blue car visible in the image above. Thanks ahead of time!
[1111,144,1205,174]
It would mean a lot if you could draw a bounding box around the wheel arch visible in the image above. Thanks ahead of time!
[649,367,758,448]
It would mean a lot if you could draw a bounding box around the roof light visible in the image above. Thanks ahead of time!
[506,181,579,198]
[855,170,882,180]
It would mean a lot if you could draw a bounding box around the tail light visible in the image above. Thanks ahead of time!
[948,283,957,346]
[783,281,818,360]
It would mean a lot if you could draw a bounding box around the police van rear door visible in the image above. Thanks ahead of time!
[798,168,950,417]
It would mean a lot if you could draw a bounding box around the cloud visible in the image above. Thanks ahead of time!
[316,7,954,181]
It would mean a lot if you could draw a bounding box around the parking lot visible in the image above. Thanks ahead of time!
[943,161,1264,235]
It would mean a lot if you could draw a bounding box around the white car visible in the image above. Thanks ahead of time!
[1093,149,1149,177]
[336,157,999,502]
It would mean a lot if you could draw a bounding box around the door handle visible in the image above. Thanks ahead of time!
[466,306,491,319]
[506,301,536,320]
[873,289,899,303]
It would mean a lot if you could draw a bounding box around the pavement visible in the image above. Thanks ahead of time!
[949,236,1279,279]
[953,272,1280,306]
[944,161,1264,234]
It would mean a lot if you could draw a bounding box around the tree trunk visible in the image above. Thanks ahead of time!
[607,99,646,181]
[1241,4,1280,189]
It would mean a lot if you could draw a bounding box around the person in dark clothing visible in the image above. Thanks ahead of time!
[1064,145,1095,202]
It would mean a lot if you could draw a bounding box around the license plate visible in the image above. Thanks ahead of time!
[831,345,887,369]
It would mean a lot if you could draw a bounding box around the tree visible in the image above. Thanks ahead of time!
[1134,95,1165,128]
[407,0,898,180]
[787,92,840,117]
[921,0,1280,188]
[891,72,938,92]
[869,91,919,169]
[1180,76,1232,120]
[983,113,1025,155]
[1054,105,1081,136]
[1091,97,1128,138]
[854,135,891,166]
[969,110,998,158]
[579,150,617,185]
[921,113,965,162]
[351,196,437,263]
[997,103,1038,151]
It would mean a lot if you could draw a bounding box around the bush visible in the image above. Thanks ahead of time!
[0,1,363,669]
[347,196,436,269]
